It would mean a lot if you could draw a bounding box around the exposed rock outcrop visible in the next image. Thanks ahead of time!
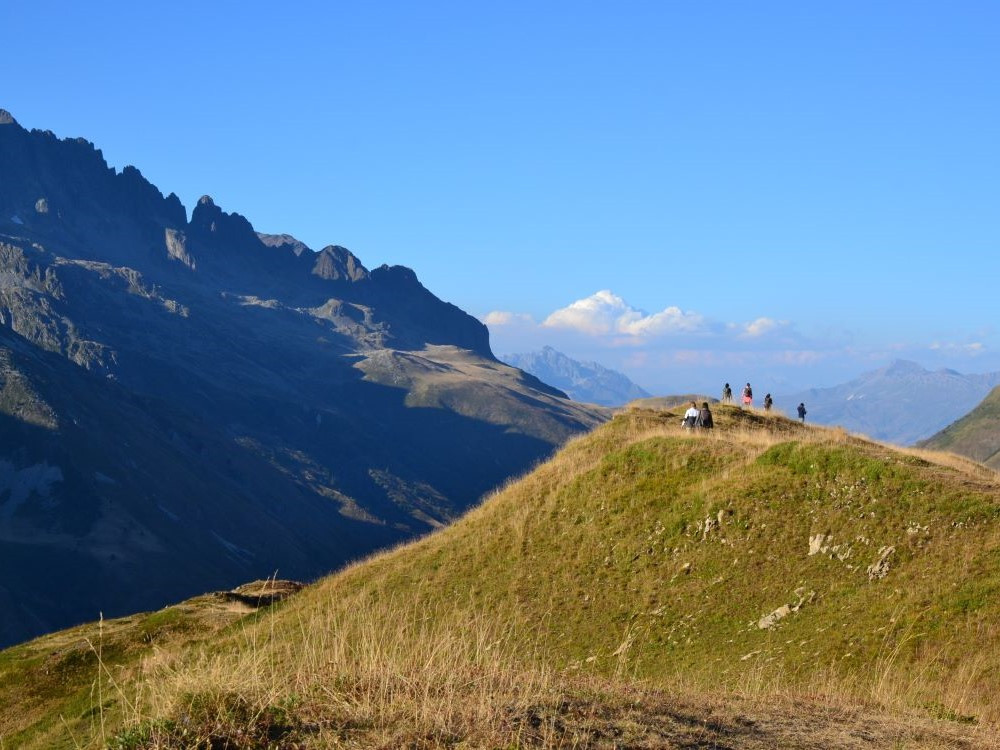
[758,587,815,630]
[867,546,895,581]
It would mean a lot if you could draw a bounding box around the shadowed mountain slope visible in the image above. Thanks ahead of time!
[921,386,1000,470]
[0,110,607,647]
[4,406,998,747]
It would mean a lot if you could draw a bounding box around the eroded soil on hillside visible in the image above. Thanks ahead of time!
[504,691,995,749]
[138,689,996,749]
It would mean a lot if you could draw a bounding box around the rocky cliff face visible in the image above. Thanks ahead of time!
[0,111,607,647]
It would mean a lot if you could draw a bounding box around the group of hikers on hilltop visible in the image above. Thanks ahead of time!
[683,383,808,430]
[683,382,807,427]
[722,381,767,408]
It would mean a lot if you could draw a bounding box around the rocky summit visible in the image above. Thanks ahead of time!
[0,112,608,647]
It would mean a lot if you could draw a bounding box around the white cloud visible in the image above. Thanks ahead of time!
[541,290,623,334]
[542,290,705,337]
[929,341,985,355]
[482,311,535,327]
[741,317,787,338]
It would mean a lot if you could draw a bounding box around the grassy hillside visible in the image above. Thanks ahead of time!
[4,406,1000,748]
[922,385,1000,470]
[0,580,300,749]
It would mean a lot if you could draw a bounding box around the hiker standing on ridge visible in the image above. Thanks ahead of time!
[741,383,753,408]
[763,393,773,412]
[697,401,714,429]
[797,403,807,423]
[722,383,733,403]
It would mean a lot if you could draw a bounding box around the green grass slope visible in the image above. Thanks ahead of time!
[0,580,300,749]
[4,406,1000,748]
[318,405,999,686]
[921,385,1000,470]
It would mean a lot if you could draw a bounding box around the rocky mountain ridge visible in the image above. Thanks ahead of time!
[0,110,607,647]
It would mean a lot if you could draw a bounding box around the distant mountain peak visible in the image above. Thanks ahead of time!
[313,244,368,281]
[502,347,650,406]
[258,233,313,256]
[882,360,926,377]
[189,194,259,252]
[0,109,18,126]
[783,361,1000,445]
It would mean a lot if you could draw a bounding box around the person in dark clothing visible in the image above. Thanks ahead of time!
[797,403,807,422]
[697,401,714,429]
[722,383,733,403]
[763,393,773,411]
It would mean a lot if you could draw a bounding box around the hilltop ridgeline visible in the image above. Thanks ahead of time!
[4,406,998,748]
[0,111,607,648]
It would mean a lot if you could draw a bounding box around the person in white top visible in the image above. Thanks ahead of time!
[682,401,699,428]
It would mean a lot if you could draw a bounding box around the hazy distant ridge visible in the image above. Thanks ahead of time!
[502,346,651,406]
[781,359,1000,445]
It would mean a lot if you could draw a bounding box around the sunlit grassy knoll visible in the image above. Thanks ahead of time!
[4,404,1000,748]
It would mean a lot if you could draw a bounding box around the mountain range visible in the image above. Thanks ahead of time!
[780,359,1000,445]
[0,110,607,647]
[501,346,651,406]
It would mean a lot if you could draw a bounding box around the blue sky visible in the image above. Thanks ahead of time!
[3,1,998,392]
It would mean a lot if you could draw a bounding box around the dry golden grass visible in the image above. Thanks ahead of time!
[123,597,557,747]
[109,593,999,749]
